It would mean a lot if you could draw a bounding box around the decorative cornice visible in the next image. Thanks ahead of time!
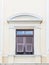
[7,13,42,24]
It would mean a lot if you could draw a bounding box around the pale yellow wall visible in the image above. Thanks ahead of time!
[3,0,46,55]
[2,0,47,63]
[2,22,44,63]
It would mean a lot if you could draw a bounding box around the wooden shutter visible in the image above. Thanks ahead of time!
[16,37,24,53]
[16,29,34,55]
[16,44,24,53]
[25,37,34,53]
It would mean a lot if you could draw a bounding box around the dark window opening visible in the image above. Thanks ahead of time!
[16,29,34,55]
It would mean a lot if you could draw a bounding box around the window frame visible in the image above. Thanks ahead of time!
[15,29,34,55]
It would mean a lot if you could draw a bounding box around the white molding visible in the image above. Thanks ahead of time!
[8,24,41,29]
[7,13,42,20]
[46,0,49,54]
[7,13,42,23]
[8,25,41,56]
[7,15,41,56]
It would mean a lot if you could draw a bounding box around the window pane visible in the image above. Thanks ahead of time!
[16,44,24,53]
[25,37,33,43]
[25,31,33,35]
[25,44,33,54]
[16,30,33,35]
[16,31,24,35]
[16,37,23,43]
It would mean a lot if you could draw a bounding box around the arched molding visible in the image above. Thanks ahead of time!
[7,13,42,23]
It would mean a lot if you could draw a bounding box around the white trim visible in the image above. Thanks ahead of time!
[4,62,41,63]
[8,27,41,56]
[7,13,42,23]
[7,21,41,56]
[7,13,42,20]
[12,62,41,63]
[46,0,49,54]
[8,24,41,29]
[2,54,41,57]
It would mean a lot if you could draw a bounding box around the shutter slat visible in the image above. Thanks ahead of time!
[25,44,33,52]
[25,37,33,43]
[16,36,24,53]
[17,44,24,52]
[25,36,34,53]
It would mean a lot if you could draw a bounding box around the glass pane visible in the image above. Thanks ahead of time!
[16,37,23,43]
[25,31,33,35]
[17,31,24,35]
[25,37,33,43]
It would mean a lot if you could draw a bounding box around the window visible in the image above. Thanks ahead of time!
[16,29,34,55]
[17,31,24,35]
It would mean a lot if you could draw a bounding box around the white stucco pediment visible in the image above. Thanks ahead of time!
[7,13,42,23]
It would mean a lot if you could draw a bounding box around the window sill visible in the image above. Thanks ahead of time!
[7,54,41,57]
